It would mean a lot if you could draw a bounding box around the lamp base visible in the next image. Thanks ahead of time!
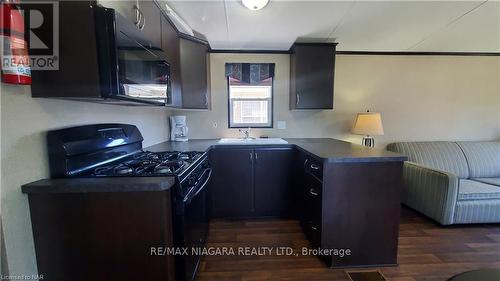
[362,136,375,147]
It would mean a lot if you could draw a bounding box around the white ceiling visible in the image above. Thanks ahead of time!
[164,0,500,52]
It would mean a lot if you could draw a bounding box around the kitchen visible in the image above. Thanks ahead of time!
[1,1,500,281]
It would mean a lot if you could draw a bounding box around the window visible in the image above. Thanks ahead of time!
[229,79,273,128]
[226,63,275,128]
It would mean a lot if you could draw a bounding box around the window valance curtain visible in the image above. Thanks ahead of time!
[225,63,275,84]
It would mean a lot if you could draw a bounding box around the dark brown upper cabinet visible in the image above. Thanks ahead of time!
[97,0,161,47]
[138,1,162,48]
[289,43,337,110]
[179,38,210,109]
[98,1,138,27]
[161,16,210,109]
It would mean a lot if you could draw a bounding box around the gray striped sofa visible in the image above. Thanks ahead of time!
[387,141,500,225]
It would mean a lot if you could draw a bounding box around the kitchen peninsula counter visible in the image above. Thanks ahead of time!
[147,137,407,269]
[146,138,406,163]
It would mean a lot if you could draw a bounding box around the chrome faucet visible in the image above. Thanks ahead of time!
[238,127,252,139]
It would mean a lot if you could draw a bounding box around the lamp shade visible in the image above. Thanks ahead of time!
[352,112,384,136]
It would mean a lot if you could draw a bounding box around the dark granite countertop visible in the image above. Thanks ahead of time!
[146,138,407,163]
[22,177,175,194]
[147,139,219,153]
[286,138,407,163]
[23,138,405,194]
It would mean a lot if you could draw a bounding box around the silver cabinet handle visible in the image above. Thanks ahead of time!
[250,152,253,161]
[310,163,320,170]
[296,93,300,105]
[204,93,208,107]
[255,152,258,160]
[309,188,319,196]
[311,226,318,231]
[133,5,141,28]
[303,159,309,169]
[139,9,145,30]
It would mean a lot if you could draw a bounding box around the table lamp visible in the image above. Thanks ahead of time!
[352,110,384,147]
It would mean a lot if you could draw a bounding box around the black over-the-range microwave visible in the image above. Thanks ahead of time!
[31,2,172,106]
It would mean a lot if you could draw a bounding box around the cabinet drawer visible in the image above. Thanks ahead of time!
[301,173,322,219]
[303,174,322,198]
[303,219,322,248]
[304,157,323,180]
[304,191,322,222]
[300,173,322,245]
[309,220,321,248]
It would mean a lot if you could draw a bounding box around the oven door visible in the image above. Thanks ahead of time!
[179,168,211,281]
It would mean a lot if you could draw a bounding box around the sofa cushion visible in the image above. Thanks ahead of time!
[458,179,500,201]
[457,142,500,178]
[387,142,469,178]
[472,178,500,187]
[454,199,500,224]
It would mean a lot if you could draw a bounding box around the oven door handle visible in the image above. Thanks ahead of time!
[184,168,212,204]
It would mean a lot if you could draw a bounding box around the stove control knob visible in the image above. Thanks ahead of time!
[188,177,197,186]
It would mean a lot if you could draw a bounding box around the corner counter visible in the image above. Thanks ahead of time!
[146,138,406,163]
[147,138,407,268]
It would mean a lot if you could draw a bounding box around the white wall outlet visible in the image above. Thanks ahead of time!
[277,121,286,130]
[213,122,218,129]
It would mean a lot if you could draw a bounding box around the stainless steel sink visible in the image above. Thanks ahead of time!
[217,138,288,145]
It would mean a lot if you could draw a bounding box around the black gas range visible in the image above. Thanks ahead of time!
[46,123,210,281]
[48,124,208,192]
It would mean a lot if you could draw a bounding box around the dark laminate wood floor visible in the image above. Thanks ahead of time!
[198,207,500,281]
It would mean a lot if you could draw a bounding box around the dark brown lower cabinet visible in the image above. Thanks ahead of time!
[208,147,295,218]
[295,150,403,268]
[323,162,402,268]
[27,191,175,281]
[209,148,254,218]
[209,147,402,268]
[254,148,295,217]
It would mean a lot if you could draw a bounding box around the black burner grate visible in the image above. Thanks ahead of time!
[90,151,201,177]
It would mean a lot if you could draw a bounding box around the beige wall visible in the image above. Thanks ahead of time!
[0,84,169,276]
[0,53,499,276]
[174,53,500,146]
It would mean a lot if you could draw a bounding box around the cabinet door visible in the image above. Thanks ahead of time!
[99,0,161,48]
[254,148,295,217]
[179,38,210,109]
[209,149,254,218]
[160,16,182,107]
[138,1,162,48]
[99,0,139,26]
[290,44,336,109]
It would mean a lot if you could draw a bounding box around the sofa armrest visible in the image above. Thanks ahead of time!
[403,162,459,225]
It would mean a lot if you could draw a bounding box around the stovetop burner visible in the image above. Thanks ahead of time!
[91,151,202,177]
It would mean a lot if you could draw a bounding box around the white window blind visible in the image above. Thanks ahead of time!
[229,82,273,128]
